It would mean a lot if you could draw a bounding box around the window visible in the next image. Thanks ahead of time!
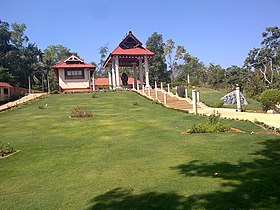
[3,88,8,95]
[65,69,84,79]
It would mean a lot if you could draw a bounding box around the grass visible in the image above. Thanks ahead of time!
[173,87,262,110]
[0,92,279,209]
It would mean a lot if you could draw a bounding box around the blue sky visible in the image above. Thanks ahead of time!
[1,0,280,68]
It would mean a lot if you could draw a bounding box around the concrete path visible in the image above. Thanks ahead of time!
[0,93,47,112]
[137,88,280,129]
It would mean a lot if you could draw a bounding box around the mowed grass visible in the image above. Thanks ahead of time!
[0,92,279,209]
[187,87,262,110]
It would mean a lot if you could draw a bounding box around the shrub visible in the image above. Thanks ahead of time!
[187,111,230,133]
[177,86,186,97]
[0,141,16,158]
[69,106,93,118]
[92,93,97,98]
[51,90,59,94]
[151,100,161,105]
[259,89,280,111]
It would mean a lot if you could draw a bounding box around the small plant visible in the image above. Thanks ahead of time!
[92,93,97,98]
[132,101,139,106]
[186,111,230,134]
[51,90,59,94]
[0,141,16,158]
[69,106,94,118]
[151,100,161,105]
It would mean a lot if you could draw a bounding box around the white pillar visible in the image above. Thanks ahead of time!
[139,58,144,88]
[175,86,178,97]
[144,56,150,88]
[111,59,116,89]
[161,82,163,90]
[137,82,139,91]
[187,73,190,84]
[148,88,151,97]
[115,56,120,88]
[108,71,112,90]
[164,93,167,105]
[185,89,188,98]
[167,84,170,93]
[236,84,241,112]
[155,81,158,100]
[133,63,137,90]
[142,85,145,94]
[92,72,95,91]
[192,88,197,114]
[197,91,200,103]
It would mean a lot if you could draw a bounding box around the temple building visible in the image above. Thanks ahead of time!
[52,55,95,92]
[103,31,154,89]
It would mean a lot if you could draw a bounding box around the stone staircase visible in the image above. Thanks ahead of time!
[143,88,196,111]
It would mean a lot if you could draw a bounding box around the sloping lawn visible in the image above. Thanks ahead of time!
[187,87,262,110]
[0,92,279,209]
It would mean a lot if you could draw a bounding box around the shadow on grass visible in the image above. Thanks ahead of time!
[88,138,280,210]
[170,138,280,209]
[88,188,192,210]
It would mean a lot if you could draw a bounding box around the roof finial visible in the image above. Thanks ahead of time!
[129,28,132,34]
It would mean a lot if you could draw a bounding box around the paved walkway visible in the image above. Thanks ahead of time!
[137,88,280,129]
[0,93,47,112]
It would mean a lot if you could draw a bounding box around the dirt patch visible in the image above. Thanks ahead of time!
[254,131,280,136]
[230,127,246,133]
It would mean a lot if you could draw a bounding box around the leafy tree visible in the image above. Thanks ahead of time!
[97,44,109,77]
[164,39,186,81]
[43,45,73,91]
[146,32,169,84]
[244,27,280,88]
[206,64,225,88]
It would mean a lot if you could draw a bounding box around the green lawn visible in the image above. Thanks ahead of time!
[0,92,279,209]
[178,87,262,110]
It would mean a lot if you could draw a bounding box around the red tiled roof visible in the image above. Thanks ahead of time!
[0,82,12,87]
[111,46,154,56]
[52,55,95,69]
[93,77,141,86]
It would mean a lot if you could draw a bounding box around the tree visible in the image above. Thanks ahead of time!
[207,64,225,88]
[164,39,186,81]
[97,44,109,77]
[43,45,73,91]
[146,32,169,84]
[259,89,280,111]
[244,27,280,87]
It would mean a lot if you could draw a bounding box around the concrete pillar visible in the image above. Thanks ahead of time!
[139,58,144,88]
[167,84,170,93]
[133,63,137,90]
[192,88,197,114]
[164,93,167,105]
[144,56,150,88]
[236,84,242,112]
[92,72,95,91]
[161,82,163,90]
[142,85,145,94]
[197,91,200,103]
[115,56,120,88]
[185,88,188,98]
[111,60,116,89]
[137,82,139,91]
[175,86,178,97]
[108,71,112,90]
[187,73,190,84]
[148,88,151,97]
[155,81,158,100]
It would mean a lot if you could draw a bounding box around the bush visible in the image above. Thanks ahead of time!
[132,101,139,106]
[69,106,94,118]
[0,141,16,157]
[259,89,280,111]
[177,86,186,97]
[92,93,97,98]
[187,111,230,133]
[51,90,59,94]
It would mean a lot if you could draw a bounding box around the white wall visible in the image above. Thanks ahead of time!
[58,68,90,90]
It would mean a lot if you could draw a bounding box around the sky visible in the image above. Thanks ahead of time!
[1,0,280,68]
